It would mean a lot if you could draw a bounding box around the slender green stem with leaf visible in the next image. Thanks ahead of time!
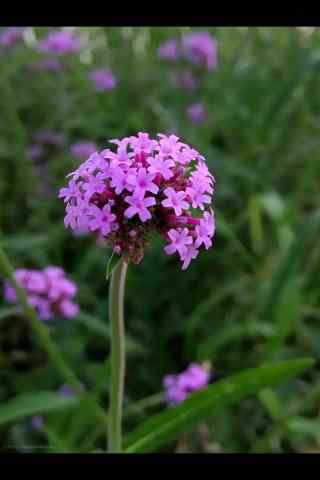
[108,257,128,453]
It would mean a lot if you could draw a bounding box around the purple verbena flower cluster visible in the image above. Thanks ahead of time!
[38,30,81,55]
[28,129,65,162]
[89,68,117,91]
[34,129,65,146]
[4,267,79,321]
[31,58,63,72]
[158,31,217,72]
[59,132,215,269]
[70,141,98,159]
[0,27,24,48]
[187,102,207,124]
[181,32,218,71]
[163,363,210,405]
[170,69,199,91]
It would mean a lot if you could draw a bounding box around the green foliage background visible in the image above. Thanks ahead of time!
[1,27,320,453]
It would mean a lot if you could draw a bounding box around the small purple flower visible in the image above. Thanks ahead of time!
[157,38,179,61]
[31,416,44,430]
[89,69,117,91]
[182,32,217,71]
[164,228,193,257]
[27,144,45,161]
[88,204,117,236]
[33,58,63,72]
[0,27,24,48]
[38,30,81,55]
[161,187,189,216]
[186,102,207,124]
[163,363,210,406]
[124,191,156,222]
[70,141,97,159]
[134,167,159,196]
[34,129,65,146]
[147,154,174,180]
[4,267,79,321]
[170,70,199,91]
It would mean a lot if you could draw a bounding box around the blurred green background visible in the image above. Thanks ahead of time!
[1,26,320,453]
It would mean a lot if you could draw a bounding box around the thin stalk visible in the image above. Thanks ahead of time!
[108,258,128,453]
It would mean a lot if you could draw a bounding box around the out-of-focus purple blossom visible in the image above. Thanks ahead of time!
[57,383,85,397]
[70,141,97,159]
[89,68,117,91]
[186,102,207,124]
[163,363,210,406]
[0,27,24,48]
[4,267,79,321]
[34,129,65,146]
[182,32,217,71]
[170,70,199,91]
[157,38,179,61]
[33,58,63,72]
[27,144,45,161]
[38,30,81,55]
[31,416,44,430]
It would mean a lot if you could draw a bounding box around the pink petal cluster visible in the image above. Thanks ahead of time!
[31,58,63,72]
[70,141,98,159]
[27,144,45,161]
[157,38,179,61]
[158,31,217,72]
[186,102,207,124]
[38,30,81,55]
[170,69,199,91]
[163,363,210,405]
[89,69,117,91]
[0,27,24,48]
[4,267,79,321]
[59,132,215,269]
[34,129,65,146]
[182,32,218,71]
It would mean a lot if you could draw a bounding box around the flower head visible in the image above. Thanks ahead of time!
[170,69,199,91]
[158,32,217,72]
[32,58,63,72]
[186,102,207,124]
[182,32,217,71]
[0,27,24,48]
[89,68,117,91]
[38,30,81,55]
[70,141,97,159]
[163,363,211,405]
[157,38,179,61]
[59,132,216,269]
[34,129,65,146]
[4,267,79,321]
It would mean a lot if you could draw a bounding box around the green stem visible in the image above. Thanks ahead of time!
[108,258,128,453]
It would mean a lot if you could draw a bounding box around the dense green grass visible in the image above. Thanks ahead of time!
[1,27,320,453]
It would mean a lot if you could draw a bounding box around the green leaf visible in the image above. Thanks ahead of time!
[286,416,320,437]
[0,392,79,426]
[105,252,121,280]
[263,210,320,322]
[124,359,314,453]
